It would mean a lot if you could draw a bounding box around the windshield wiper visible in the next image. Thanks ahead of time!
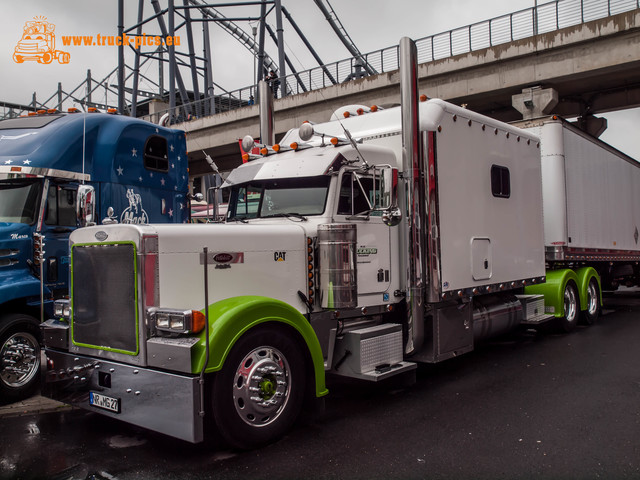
[261,212,308,221]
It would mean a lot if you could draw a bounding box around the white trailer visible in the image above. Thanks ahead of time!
[43,38,628,448]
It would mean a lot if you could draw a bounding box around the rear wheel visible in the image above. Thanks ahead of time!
[581,278,600,325]
[0,316,41,403]
[558,281,579,333]
[211,327,305,449]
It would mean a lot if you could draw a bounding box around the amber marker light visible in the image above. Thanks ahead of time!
[273,144,281,152]
[88,107,98,113]
[420,94,428,102]
[290,142,299,151]
[330,137,339,146]
[107,108,117,114]
[260,147,268,156]
[370,105,378,112]
[242,153,250,162]
[67,108,79,113]
[357,108,364,115]
[37,110,46,115]
[47,109,57,114]
[343,111,350,118]
[191,310,206,334]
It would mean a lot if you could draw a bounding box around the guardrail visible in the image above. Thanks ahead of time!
[140,0,640,125]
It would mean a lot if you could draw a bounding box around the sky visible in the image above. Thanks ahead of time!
[2,0,639,158]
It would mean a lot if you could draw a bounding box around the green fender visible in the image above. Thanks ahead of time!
[573,267,602,311]
[192,295,328,398]
[525,269,579,318]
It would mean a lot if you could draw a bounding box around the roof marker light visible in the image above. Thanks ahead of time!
[419,94,428,102]
[343,111,350,118]
[330,137,339,146]
[356,108,364,115]
[88,107,98,113]
[273,144,281,153]
[370,105,378,112]
[290,142,299,151]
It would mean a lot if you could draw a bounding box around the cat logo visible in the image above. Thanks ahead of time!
[274,252,286,262]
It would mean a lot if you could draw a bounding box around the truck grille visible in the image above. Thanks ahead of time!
[71,243,138,354]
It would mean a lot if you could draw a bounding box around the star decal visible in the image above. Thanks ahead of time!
[139,176,143,182]
[177,155,181,162]
[160,178,166,186]
[131,148,138,157]
[117,165,124,175]
[168,208,173,218]
[23,159,31,165]
[4,160,12,165]
[150,172,154,178]
[171,163,175,169]
[174,185,178,191]
[155,128,159,133]
[170,144,175,152]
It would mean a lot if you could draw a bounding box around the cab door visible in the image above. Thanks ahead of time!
[334,171,392,302]
[41,182,78,298]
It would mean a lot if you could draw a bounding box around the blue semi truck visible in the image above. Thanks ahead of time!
[0,109,189,402]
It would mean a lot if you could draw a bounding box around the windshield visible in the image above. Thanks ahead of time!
[0,179,42,224]
[227,176,330,220]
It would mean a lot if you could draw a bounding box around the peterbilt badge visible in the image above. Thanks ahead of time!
[95,231,108,241]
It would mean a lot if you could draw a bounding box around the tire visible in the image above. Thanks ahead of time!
[38,52,53,64]
[211,326,305,449]
[558,281,579,333]
[0,316,41,404]
[580,278,600,325]
[13,54,24,63]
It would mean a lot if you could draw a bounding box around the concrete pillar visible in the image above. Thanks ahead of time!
[149,99,170,124]
[512,87,558,119]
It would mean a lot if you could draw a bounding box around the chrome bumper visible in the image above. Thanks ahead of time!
[43,349,204,443]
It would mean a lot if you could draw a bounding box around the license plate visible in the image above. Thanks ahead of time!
[90,392,120,413]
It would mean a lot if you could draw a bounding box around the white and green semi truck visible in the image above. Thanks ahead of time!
[42,38,639,449]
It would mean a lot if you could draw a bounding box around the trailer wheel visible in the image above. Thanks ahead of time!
[558,281,579,333]
[0,316,41,404]
[580,278,600,325]
[211,326,305,449]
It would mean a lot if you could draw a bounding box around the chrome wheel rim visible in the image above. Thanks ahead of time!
[1,332,40,388]
[564,285,577,323]
[232,346,291,427]
[587,281,598,316]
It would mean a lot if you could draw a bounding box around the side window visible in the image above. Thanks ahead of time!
[491,165,510,198]
[45,185,77,226]
[144,135,169,172]
[337,173,380,216]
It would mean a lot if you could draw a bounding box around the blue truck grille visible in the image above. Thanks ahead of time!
[71,243,138,354]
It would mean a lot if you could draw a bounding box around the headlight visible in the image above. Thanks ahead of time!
[54,299,71,320]
[147,308,205,334]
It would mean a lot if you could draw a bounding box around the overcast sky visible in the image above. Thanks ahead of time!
[3,0,639,158]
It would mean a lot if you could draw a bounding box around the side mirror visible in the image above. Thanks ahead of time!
[378,167,401,227]
[76,185,96,227]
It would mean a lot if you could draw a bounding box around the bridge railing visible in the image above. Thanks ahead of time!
[142,0,639,125]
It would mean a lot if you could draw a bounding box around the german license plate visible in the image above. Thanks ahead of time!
[90,392,120,413]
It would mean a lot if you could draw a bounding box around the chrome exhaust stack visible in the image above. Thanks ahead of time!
[399,37,426,355]
[258,80,275,145]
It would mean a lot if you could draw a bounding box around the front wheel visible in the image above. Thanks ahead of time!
[0,317,41,403]
[211,327,305,449]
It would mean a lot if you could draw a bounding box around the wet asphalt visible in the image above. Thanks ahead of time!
[1,291,640,480]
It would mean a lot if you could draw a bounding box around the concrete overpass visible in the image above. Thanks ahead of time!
[182,8,640,176]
